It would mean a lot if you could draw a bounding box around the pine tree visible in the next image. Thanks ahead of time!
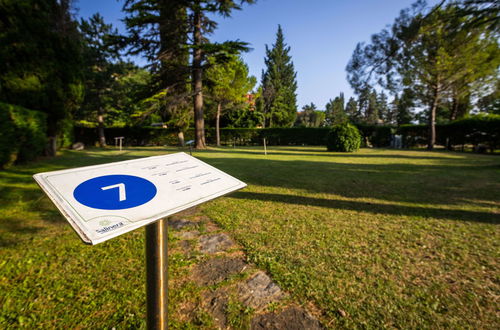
[386,95,399,125]
[346,2,499,149]
[80,14,121,147]
[262,25,298,127]
[205,55,256,146]
[124,0,255,148]
[377,91,389,124]
[345,97,359,122]
[365,90,379,124]
[325,92,347,126]
[397,88,414,125]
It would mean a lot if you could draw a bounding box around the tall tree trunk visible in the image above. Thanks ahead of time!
[177,130,185,147]
[450,92,459,121]
[46,136,57,157]
[427,85,439,150]
[192,9,206,149]
[97,107,106,147]
[216,102,221,147]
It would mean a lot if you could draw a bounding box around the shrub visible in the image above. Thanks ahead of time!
[0,102,47,168]
[326,123,361,152]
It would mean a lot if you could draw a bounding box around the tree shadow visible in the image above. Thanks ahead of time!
[197,156,500,206]
[0,216,43,248]
[199,147,491,161]
[230,191,500,224]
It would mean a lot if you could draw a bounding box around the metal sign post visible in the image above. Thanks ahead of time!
[185,140,195,156]
[146,219,168,330]
[33,152,246,329]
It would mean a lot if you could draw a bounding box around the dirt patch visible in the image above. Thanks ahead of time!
[199,233,235,253]
[193,257,248,286]
[251,306,323,329]
[176,230,200,239]
[202,288,229,328]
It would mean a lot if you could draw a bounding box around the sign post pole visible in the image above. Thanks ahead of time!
[145,219,168,330]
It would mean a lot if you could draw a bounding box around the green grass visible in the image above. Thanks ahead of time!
[1,146,499,328]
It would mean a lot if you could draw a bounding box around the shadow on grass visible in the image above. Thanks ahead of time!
[196,147,495,161]
[0,216,43,247]
[230,191,500,224]
[198,156,500,206]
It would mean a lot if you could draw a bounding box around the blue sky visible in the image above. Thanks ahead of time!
[76,0,439,110]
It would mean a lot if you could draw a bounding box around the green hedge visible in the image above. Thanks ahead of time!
[0,102,47,168]
[398,115,500,151]
[73,115,500,152]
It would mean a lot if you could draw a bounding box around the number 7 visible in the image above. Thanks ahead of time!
[101,183,126,201]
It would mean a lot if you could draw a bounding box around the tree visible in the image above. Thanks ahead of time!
[345,97,359,122]
[397,88,415,125]
[205,55,256,146]
[294,103,325,127]
[386,95,399,125]
[325,93,347,126]
[346,2,499,149]
[365,90,379,124]
[79,13,121,147]
[124,0,255,149]
[262,25,298,127]
[124,0,191,145]
[0,0,83,156]
[377,91,390,123]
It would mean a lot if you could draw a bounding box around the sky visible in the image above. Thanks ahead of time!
[76,0,439,110]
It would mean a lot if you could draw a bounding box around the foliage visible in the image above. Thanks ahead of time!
[346,1,499,149]
[345,96,359,122]
[261,25,298,127]
[0,0,84,155]
[205,55,256,145]
[79,13,122,146]
[326,123,361,152]
[0,102,47,168]
[294,103,325,127]
[124,0,255,148]
[74,114,499,151]
[325,93,347,126]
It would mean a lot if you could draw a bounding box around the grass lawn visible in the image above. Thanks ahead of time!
[1,146,499,328]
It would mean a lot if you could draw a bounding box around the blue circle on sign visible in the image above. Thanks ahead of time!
[73,175,157,210]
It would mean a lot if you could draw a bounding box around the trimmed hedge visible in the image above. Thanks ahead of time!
[73,115,500,152]
[0,102,47,168]
[398,115,500,151]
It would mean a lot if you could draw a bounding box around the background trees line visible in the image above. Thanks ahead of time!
[0,0,498,164]
[346,0,499,149]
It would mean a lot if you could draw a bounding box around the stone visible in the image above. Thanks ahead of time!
[176,230,200,240]
[251,307,323,330]
[71,142,84,150]
[168,218,196,230]
[238,271,283,310]
[199,233,234,254]
[193,257,248,286]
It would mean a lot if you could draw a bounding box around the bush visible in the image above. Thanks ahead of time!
[326,123,361,152]
[0,102,47,168]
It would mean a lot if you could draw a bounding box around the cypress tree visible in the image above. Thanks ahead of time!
[262,25,298,127]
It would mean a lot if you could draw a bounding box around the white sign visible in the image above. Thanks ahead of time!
[33,152,246,245]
